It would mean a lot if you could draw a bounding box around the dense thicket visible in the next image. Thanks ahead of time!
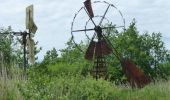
[1,22,170,99]
[34,22,170,82]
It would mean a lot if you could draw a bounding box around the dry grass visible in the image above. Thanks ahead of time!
[0,65,24,100]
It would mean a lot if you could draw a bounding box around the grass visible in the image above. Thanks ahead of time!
[21,73,170,100]
[0,77,24,100]
[0,65,24,100]
[117,80,170,100]
[0,68,170,100]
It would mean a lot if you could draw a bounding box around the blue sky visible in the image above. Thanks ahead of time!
[0,0,170,60]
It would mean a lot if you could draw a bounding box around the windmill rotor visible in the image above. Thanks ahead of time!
[71,0,125,79]
[8,4,38,74]
[71,0,150,87]
[0,5,37,78]
[71,0,125,53]
[71,0,125,61]
[25,4,37,65]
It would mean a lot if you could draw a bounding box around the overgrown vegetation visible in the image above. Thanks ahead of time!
[0,22,170,99]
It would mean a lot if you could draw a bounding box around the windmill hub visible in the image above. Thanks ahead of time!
[94,26,102,39]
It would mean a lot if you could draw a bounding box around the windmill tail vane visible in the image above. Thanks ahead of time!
[121,59,151,88]
[104,33,151,88]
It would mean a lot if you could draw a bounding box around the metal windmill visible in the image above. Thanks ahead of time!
[71,0,150,88]
[14,5,37,72]
[0,5,37,74]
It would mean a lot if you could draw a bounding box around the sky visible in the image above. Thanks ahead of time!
[0,0,170,60]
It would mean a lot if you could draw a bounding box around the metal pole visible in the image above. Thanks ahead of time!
[23,34,27,74]
[13,31,28,78]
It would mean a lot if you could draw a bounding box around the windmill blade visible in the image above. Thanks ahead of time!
[85,40,96,60]
[121,59,150,88]
[84,0,94,18]
[27,37,35,64]
[84,0,96,27]
[95,39,112,57]
[29,18,37,34]
[100,39,112,55]
[26,5,37,34]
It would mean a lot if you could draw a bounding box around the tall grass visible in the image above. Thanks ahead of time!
[0,77,24,100]
[0,64,24,100]
[20,72,170,100]
[117,80,170,100]
[0,64,170,100]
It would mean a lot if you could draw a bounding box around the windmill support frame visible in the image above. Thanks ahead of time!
[13,31,30,75]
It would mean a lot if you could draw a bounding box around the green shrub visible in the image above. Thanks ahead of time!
[20,66,170,100]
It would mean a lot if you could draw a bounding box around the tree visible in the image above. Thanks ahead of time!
[43,48,58,65]
[0,27,15,77]
[33,20,170,83]
[106,21,170,81]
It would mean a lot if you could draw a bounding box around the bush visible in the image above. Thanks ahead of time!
[20,73,170,100]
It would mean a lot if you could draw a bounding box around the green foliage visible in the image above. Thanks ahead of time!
[0,27,16,77]
[38,21,170,84]
[19,66,170,100]
[59,39,85,64]
[156,62,170,80]
[1,71,170,100]
[0,26,41,79]
[48,63,83,76]
[43,48,58,65]
[1,20,170,100]
[106,21,170,81]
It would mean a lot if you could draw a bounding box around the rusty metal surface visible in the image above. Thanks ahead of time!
[84,0,94,18]
[85,39,112,60]
[85,41,96,60]
[121,59,150,88]
[95,39,112,57]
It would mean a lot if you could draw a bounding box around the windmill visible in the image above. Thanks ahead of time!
[71,0,150,88]
[11,5,37,73]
